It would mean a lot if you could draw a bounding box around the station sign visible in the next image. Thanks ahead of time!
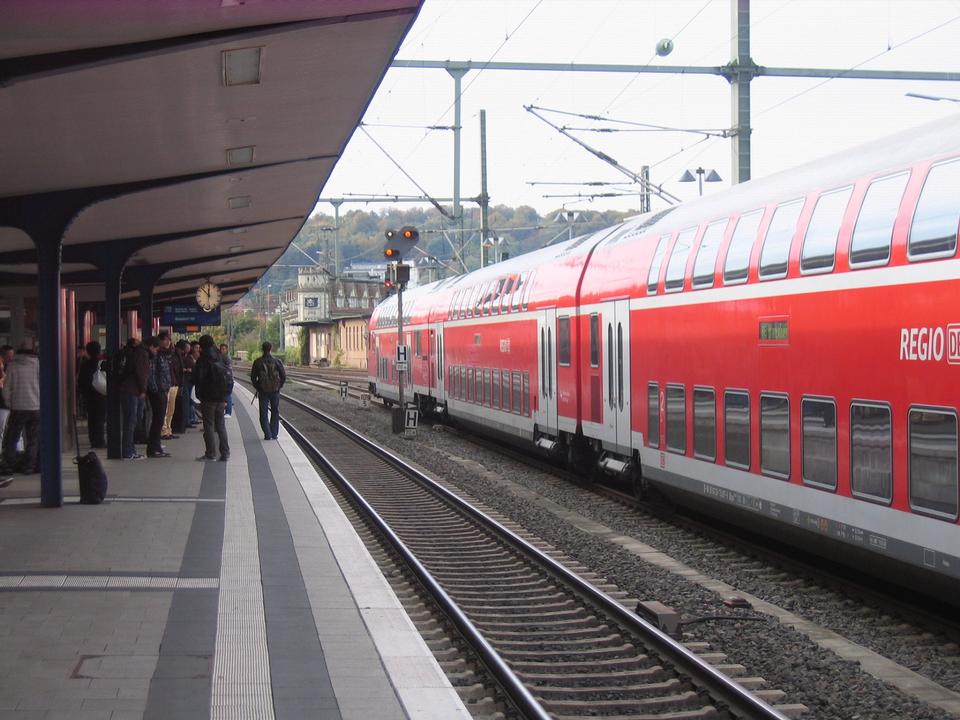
[360,392,370,408]
[161,302,221,328]
[396,344,409,364]
[339,381,348,400]
[404,407,419,437]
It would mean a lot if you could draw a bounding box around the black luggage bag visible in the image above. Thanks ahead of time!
[72,413,108,504]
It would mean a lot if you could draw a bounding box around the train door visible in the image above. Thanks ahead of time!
[602,300,632,453]
[537,308,558,434]
[431,323,445,407]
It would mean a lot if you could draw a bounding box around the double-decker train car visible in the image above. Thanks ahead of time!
[369,113,960,600]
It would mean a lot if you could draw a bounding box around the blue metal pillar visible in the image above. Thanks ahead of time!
[36,240,63,508]
[104,262,124,460]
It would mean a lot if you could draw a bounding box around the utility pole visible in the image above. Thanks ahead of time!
[479,109,490,267]
[640,165,651,213]
[331,199,342,277]
[447,66,467,267]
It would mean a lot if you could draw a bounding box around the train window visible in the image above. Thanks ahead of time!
[802,398,837,490]
[502,370,511,411]
[909,157,960,260]
[666,385,686,453]
[759,199,804,280]
[908,408,958,519]
[492,278,505,314]
[616,323,624,412]
[523,372,531,416]
[511,274,525,311]
[461,367,467,400]
[693,387,716,461]
[500,276,515,313]
[724,391,750,469]
[760,394,790,478]
[522,271,536,310]
[692,219,728,289]
[647,383,660,448]
[468,368,475,403]
[512,371,522,414]
[475,367,483,403]
[850,403,892,503]
[801,186,853,274]
[415,331,422,357]
[540,328,546,396]
[723,209,764,284]
[589,314,599,367]
[607,323,614,408]
[448,365,454,395]
[547,326,553,398]
[492,371,500,409]
[558,316,571,366]
[664,227,698,292]
[646,234,671,293]
[483,369,491,406]
[850,172,909,267]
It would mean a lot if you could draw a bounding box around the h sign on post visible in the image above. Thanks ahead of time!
[404,407,419,437]
[396,344,409,364]
[339,381,348,400]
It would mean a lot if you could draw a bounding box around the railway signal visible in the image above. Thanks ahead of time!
[383,226,420,261]
[382,226,419,434]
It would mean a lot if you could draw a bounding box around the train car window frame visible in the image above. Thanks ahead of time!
[475,367,483,403]
[908,156,960,261]
[522,271,536,310]
[693,386,716,462]
[492,278,505,315]
[523,371,531,416]
[646,234,671,294]
[723,209,765,285]
[540,328,546,397]
[502,369,511,411]
[492,370,501,410]
[908,406,959,520]
[512,370,522,415]
[692,219,728,289]
[759,199,804,281]
[800,185,853,275]
[467,368,475,403]
[616,323,624,412]
[665,384,686,454]
[850,401,893,505]
[589,314,600,367]
[607,323,614,409]
[665,226,699,292]
[511,273,525,312]
[483,369,491,406]
[500,276,515,313]
[801,396,838,491]
[850,171,910,269]
[414,331,422,357]
[760,393,791,479]
[558,316,571,366]
[724,390,751,470]
[647,382,660,448]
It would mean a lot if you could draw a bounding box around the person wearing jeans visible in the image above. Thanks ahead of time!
[117,337,149,460]
[250,342,286,440]
[219,343,234,417]
[193,335,231,461]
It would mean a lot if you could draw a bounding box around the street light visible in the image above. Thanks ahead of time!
[679,167,722,196]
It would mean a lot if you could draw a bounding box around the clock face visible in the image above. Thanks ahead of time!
[196,282,222,312]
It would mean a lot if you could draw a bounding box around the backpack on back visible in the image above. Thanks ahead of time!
[259,357,282,393]
[209,357,234,400]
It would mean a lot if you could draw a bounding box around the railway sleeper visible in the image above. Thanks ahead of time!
[474,616,602,630]
[551,707,721,720]
[448,589,567,602]
[531,677,686,700]
[517,664,667,684]
[489,633,625,649]
[506,656,654,674]
[454,599,579,613]
[467,608,595,621]
[495,643,639,661]
[482,625,619,641]
[538,689,703,715]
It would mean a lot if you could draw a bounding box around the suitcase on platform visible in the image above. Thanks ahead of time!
[72,413,108,504]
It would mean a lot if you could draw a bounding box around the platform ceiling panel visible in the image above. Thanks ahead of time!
[0,1,422,306]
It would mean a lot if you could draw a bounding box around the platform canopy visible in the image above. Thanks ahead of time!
[0,0,423,309]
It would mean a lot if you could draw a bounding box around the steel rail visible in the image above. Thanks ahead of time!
[277,389,791,720]
[278,409,552,720]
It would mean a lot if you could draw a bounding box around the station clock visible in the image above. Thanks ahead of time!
[196,280,222,312]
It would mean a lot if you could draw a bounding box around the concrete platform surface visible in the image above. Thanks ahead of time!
[0,384,469,720]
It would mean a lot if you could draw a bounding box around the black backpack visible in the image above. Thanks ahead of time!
[209,357,234,400]
[258,356,282,393]
[72,413,107,504]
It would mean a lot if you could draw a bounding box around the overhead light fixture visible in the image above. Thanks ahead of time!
[226,146,255,166]
[222,47,262,86]
[228,195,251,209]
[229,245,244,253]
[230,227,248,234]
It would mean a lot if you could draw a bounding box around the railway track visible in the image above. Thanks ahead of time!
[261,382,797,720]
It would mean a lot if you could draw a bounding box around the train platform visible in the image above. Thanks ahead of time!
[0,385,469,720]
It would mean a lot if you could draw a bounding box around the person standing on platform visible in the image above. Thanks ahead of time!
[77,341,106,448]
[0,345,13,458]
[181,340,197,429]
[145,337,171,458]
[159,332,180,441]
[0,338,40,476]
[117,337,149,460]
[250,341,285,441]
[219,343,234,418]
[171,340,189,434]
[193,335,232,462]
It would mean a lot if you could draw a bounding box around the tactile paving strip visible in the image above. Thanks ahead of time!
[210,457,275,719]
[0,575,218,590]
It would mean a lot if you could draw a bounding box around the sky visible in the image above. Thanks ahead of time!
[314,0,960,220]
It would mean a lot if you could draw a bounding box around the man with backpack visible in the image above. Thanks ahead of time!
[193,334,232,461]
[145,336,171,458]
[250,341,285,441]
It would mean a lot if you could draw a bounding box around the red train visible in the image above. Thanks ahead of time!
[369,113,960,600]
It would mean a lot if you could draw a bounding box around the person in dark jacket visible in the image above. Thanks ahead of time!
[193,335,231,462]
[171,340,189,434]
[77,341,106,448]
[251,341,286,441]
[145,336,171,458]
[118,337,149,460]
[159,332,180,440]
[219,343,234,417]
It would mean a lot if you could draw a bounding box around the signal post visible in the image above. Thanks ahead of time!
[383,226,419,433]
